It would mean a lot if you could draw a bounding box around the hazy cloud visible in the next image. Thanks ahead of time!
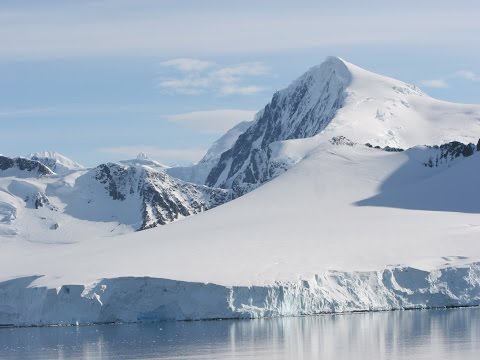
[420,69,480,89]
[0,107,58,117]
[160,58,213,72]
[219,85,265,95]
[211,62,268,82]
[158,77,212,95]
[166,109,256,133]
[3,1,478,59]
[420,79,449,89]
[455,70,480,82]
[158,60,268,96]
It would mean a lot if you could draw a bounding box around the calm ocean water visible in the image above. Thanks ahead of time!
[1,308,479,359]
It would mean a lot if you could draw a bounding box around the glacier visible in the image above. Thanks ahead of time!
[2,264,480,326]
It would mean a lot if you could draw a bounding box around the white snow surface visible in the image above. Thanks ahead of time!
[2,57,480,325]
[319,58,480,147]
[5,142,480,286]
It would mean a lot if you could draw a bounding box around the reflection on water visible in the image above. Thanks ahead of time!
[1,308,479,359]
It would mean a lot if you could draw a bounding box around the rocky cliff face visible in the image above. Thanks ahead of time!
[92,163,230,230]
[423,141,477,167]
[0,156,54,177]
[205,57,352,197]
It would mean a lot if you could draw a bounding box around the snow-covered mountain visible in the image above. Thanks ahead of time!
[27,151,83,175]
[206,56,480,197]
[2,56,480,326]
[64,162,229,230]
[0,155,230,244]
[119,152,168,172]
[201,121,254,164]
[166,120,252,185]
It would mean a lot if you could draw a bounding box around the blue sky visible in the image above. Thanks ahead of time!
[1,0,480,166]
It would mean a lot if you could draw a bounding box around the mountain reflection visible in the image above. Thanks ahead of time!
[1,308,479,359]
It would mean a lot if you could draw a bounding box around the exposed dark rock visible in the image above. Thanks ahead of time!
[24,192,56,210]
[365,143,404,152]
[0,156,53,177]
[92,163,230,231]
[423,141,476,167]
[330,136,355,146]
[94,164,128,201]
[383,146,404,153]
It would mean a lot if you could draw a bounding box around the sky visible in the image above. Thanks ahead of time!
[1,0,480,167]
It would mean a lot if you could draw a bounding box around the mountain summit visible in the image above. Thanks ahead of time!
[205,56,480,196]
[28,151,83,175]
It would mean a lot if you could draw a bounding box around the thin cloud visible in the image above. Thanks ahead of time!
[211,62,268,83]
[97,145,207,166]
[158,60,268,96]
[158,77,212,95]
[160,58,213,72]
[167,109,256,133]
[455,70,480,82]
[420,69,480,89]
[420,79,449,89]
[0,107,58,117]
[1,2,480,59]
[220,85,265,96]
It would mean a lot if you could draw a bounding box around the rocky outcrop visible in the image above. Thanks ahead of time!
[0,156,54,177]
[365,143,404,152]
[92,163,230,230]
[423,141,477,167]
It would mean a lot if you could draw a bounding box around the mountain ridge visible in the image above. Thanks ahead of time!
[203,56,480,197]
[28,151,84,175]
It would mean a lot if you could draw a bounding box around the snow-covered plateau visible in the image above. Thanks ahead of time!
[2,57,480,326]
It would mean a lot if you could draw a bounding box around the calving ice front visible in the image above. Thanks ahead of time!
[1,57,480,326]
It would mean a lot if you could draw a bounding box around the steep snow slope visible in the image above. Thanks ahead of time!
[28,151,83,175]
[206,57,480,197]
[166,121,252,185]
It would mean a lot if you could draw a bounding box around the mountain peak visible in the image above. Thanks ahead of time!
[291,56,352,92]
[119,154,169,170]
[136,152,149,160]
[318,56,350,77]
[27,151,83,174]
[205,56,480,197]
